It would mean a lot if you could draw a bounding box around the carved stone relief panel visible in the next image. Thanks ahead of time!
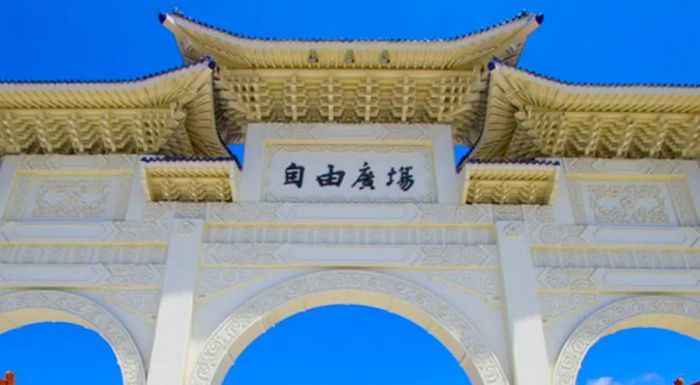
[14,154,138,170]
[567,179,696,226]
[0,263,164,288]
[204,202,493,225]
[4,174,132,221]
[200,243,499,268]
[204,223,495,246]
[0,245,166,264]
[564,158,699,226]
[562,158,682,175]
[530,224,700,248]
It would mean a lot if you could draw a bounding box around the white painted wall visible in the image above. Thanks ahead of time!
[0,125,699,385]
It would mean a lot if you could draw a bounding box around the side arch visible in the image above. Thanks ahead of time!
[0,290,146,385]
[190,270,508,385]
[553,295,700,385]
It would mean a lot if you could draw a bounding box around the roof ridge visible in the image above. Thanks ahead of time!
[488,57,700,89]
[0,56,216,86]
[160,10,542,44]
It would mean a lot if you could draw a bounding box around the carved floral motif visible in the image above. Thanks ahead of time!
[587,184,670,225]
[537,268,596,290]
[33,180,111,219]
[501,222,524,239]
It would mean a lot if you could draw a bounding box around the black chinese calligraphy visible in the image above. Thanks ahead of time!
[397,166,414,191]
[387,167,397,186]
[316,164,345,187]
[351,161,375,190]
[387,166,415,191]
[284,161,415,192]
[284,162,305,188]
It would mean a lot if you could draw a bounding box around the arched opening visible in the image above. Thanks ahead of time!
[577,327,700,385]
[553,296,700,385]
[222,304,471,385]
[0,322,122,385]
[0,291,145,385]
[191,270,507,385]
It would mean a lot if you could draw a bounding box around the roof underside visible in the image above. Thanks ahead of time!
[0,59,230,157]
[471,63,700,160]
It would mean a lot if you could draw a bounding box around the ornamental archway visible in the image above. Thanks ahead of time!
[190,270,508,385]
[553,296,700,385]
[0,290,146,385]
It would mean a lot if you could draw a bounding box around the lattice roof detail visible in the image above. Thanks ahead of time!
[160,11,542,70]
[141,157,237,202]
[460,160,559,205]
[214,68,490,144]
[470,62,700,160]
[0,58,231,157]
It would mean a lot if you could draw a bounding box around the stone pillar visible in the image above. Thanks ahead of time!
[147,219,203,385]
[495,221,552,385]
[0,156,18,218]
[125,158,147,220]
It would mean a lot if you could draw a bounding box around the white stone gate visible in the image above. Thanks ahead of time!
[2,9,700,385]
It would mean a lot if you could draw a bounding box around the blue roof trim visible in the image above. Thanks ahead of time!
[162,10,541,43]
[457,157,560,172]
[488,57,700,89]
[141,155,242,170]
[0,56,216,85]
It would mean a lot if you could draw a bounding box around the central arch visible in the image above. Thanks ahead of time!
[190,270,508,385]
[0,290,146,385]
[553,296,700,385]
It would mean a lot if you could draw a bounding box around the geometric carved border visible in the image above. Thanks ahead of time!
[189,270,508,385]
[0,290,146,385]
[552,296,700,385]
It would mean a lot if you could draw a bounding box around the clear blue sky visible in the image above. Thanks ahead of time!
[2,1,700,385]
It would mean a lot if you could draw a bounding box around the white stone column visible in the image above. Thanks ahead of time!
[147,219,203,385]
[495,221,552,385]
[125,157,147,220]
[0,155,18,218]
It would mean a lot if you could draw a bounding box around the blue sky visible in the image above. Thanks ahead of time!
[2,1,700,385]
